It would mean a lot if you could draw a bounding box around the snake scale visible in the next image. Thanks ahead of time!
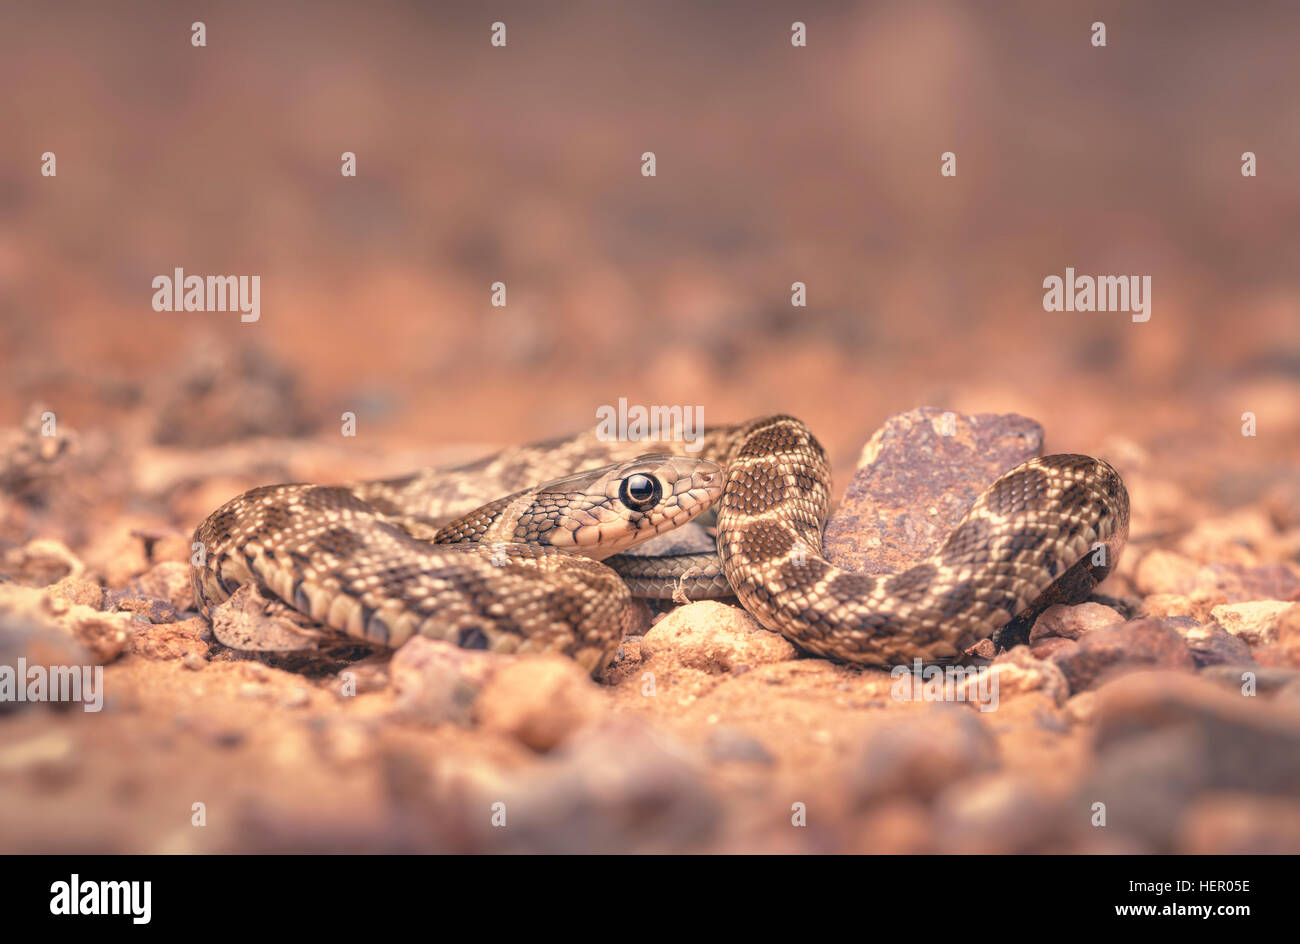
[191,415,1130,674]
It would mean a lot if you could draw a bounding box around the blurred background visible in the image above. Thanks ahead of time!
[1,0,1297,483]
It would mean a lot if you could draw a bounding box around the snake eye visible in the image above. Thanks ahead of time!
[618,473,662,512]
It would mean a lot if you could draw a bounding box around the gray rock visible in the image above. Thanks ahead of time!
[823,408,1043,576]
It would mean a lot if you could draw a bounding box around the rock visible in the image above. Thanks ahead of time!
[104,588,179,624]
[1177,793,1300,854]
[1134,553,1300,603]
[0,538,85,587]
[129,617,209,662]
[1134,550,1201,596]
[1209,601,1293,646]
[1081,724,1208,852]
[960,646,1070,707]
[1199,562,1300,603]
[1049,618,1195,692]
[69,611,133,663]
[1085,671,1300,850]
[0,582,131,664]
[475,657,606,752]
[1166,618,1254,667]
[130,561,196,612]
[481,718,718,853]
[639,600,796,673]
[1093,672,1300,789]
[389,636,495,725]
[1030,636,1077,660]
[1064,690,1098,725]
[1177,509,1285,566]
[934,774,1067,854]
[46,576,103,610]
[822,408,1043,576]
[846,705,998,805]
[0,610,93,713]
[1139,593,1219,622]
[1030,602,1125,641]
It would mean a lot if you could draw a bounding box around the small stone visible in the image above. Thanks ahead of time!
[130,561,196,612]
[1030,636,1077,660]
[1064,690,1098,725]
[846,705,998,805]
[1140,593,1220,622]
[1084,673,1300,850]
[977,646,1070,706]
[934,774,1066,854]
[104,590,179,624]
[129,616,209,661]
[46,576,103,610]
[1030,602,1125,641]
[1167,618,1254,667]
[475,657,606,752]
[1093,672,1300,786]
[1,539,85,587]
[182,652,206,671]
[389,636,491,725]
[480,718,718,853]
[1134,550,1200,596]
[1049,618,1195,692]
[1209,601,1293,647]
[639,600,796,673]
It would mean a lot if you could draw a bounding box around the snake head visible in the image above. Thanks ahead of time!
[522,454,724,559]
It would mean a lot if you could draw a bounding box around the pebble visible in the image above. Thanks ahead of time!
[1209,600,1293,646]
[129,617,209,661]
[475,656,606,752]
[1048,617,1195,692]
[846,705,998,805]
[128,561,196,612]
[1029,602,1125,641]
[1085,672,1300,850]
[389,636,494,725]
[479,718,718,853]
[1165,617,1254,667]
[639,600,796,673]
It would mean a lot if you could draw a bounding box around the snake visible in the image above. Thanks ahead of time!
[190,415,1130,674]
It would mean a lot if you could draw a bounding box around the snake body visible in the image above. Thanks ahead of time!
[191,415,1129,674]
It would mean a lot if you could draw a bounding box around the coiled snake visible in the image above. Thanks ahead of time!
[191,415,1130,674]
